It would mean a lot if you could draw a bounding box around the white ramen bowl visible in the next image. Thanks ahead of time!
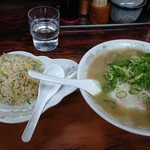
[77,39,150,136]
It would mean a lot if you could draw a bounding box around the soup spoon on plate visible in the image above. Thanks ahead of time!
[22,64,65,142]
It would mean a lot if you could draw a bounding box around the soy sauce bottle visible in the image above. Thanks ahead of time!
[60,0,80,24]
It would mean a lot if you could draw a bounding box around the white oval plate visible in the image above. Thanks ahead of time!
[0,51,78,123]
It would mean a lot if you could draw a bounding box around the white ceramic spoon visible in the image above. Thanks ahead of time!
[28,70,101,96]
[42,59,78,112]
[43,68,77,112]
[22,64,65,142]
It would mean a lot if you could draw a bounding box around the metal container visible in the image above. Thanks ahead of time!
[110,0,147,23]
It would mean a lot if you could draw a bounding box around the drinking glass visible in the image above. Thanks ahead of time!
[28,6,60,52]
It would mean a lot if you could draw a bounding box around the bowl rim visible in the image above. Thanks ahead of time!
[77,39,150,136]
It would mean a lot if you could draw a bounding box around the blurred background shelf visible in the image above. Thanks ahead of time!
[60,1,150,28]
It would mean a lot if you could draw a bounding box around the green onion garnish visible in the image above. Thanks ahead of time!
[102,52,150,99]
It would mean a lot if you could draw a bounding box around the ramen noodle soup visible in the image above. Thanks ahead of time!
[0,54,43,106]
[87,49,150,129]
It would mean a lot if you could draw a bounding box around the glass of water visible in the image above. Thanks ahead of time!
[28,6,60,52]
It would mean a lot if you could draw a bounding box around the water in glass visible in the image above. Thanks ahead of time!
[31,18,59,51]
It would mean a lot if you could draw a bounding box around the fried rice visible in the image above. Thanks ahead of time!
[0,53,43,106]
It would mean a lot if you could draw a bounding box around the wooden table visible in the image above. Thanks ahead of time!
[0,1,150,150]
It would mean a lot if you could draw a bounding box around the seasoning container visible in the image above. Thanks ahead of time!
[60,0,80,24]
[110,0,147,23]
[79,0,90,16]
[89,0,110,24]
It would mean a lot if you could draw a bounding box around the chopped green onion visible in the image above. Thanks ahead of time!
[0,70,6,77]
[105,73,113,80]
[27,100,31,105]
[102,52,150,98]
[130,56,141,62]
[102,98,116,109]
[116,91,127,98]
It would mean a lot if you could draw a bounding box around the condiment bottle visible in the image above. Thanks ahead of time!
[89,0,110,24]
[60,0,80,24]
[79,0,90,16]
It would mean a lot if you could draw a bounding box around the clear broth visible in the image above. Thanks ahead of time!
[87,49,150,129]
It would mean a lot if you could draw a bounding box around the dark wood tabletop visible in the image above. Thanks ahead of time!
[0,1,150,150]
